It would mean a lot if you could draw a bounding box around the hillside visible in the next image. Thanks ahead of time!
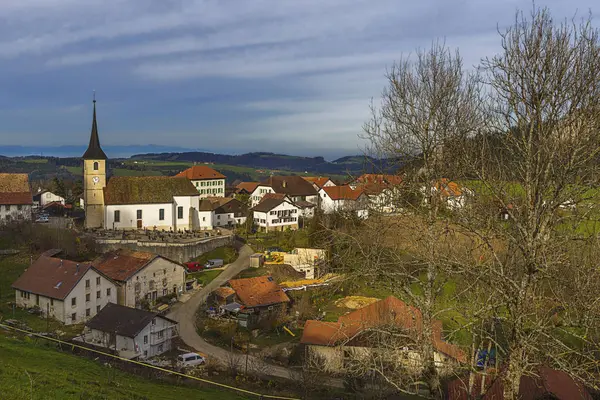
[0,335,247,400]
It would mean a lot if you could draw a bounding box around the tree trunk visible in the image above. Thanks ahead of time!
[503,350,523,400]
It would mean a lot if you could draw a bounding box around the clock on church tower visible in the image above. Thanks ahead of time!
[82,98,107,229]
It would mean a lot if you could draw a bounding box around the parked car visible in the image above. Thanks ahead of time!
[204,259,224,269]
[177,352,206,368]
[35,215,49,223]
[184,262,204,272]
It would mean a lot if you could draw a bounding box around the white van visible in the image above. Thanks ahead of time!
[177,352,206,368]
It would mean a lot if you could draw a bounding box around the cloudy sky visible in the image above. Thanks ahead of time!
[0,0,596,159]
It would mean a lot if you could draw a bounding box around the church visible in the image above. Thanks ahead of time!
[82,100,201,231]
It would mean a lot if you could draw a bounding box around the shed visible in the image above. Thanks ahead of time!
[250,253,265,269]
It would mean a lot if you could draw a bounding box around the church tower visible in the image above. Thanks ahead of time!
[82,97,107,229]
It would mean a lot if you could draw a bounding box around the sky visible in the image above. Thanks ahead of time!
[0,0,597,160]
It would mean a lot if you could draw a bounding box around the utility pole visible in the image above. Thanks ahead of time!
[46,303,50,332]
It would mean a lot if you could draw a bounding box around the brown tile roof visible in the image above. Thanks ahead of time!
[176,166,225,180]
[103,176,198,205]
[261,193,289,201]
[300,296,466,363]
[295,200,316,209]
[213,287,236,299]
[228,276,290,308]
[12,255,101,300]
[236,182,259,193]
[0,173,32,205]
[251,197,291,213]
[322,185,364,201]
[303,177,333,189]
[352,174,402,186]
[93,248,159,282]
[260,176,318,197]
[447,367,593,400]
[214,198,247,217]
[86,303,176,338]
[434,178,463,197]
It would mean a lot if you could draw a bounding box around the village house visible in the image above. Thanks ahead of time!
[235,182,259,196]
[103,176,200,231]
[33,189,65,208]
[0,173,33,223]
[80,302,178,359]
[250,176,318,206]
[319,185,369,219]
[227,275,290,328]
[282,248,326,279]
[349,174,402,213]
[300,296,465,376]
[176,165,226,198]
[197,197,248,230]
[302,176,336,191]
[251,195,300,232]
[12,253,118,325]
[92,248,186,308]
[424,179,471,210]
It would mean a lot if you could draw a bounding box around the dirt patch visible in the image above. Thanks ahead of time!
[335,296,380,310]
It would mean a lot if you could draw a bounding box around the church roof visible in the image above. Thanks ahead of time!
[103,177,198,205]
[82,100,107,160]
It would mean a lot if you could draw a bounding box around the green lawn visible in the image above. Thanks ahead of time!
[65,166,83,176]
[112,168,163,177]
[192,246,238,265]
[0,336,247,400]
[188,270,223,287]
[22,158,49,164]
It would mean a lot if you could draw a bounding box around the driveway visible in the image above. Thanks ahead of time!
[167,244,294,380]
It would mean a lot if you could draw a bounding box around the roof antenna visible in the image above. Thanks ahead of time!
[93,90,96,104]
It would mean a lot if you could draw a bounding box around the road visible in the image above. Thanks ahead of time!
[167,244,295,380]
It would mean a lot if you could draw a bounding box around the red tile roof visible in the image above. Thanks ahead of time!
[0,173,32,205]
[301,296,466,362]
[12,256,98,300]
[447,367,593,400]
[434,178,463,197]
[236,182,259,193]
[353,174,402,186]
[93,248,159,282]
[176,166,225,180]
[303,177,333,189]
[228,276,290,308]
[261,193,289,201]
[213,287,236,298]
[322,185,364,201]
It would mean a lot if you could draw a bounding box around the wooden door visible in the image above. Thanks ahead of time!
[137,219,143,229]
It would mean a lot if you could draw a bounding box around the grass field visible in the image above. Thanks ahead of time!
[192,246,238,265]
[112,168,163,177]
[188,270,223,287]
[0,335,247,400]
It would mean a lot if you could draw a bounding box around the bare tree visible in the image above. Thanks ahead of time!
[453,6,600,399]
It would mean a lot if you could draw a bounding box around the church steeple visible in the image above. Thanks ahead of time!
[82,95,107,160]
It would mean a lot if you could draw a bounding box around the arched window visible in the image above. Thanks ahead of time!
[93,162,99,171]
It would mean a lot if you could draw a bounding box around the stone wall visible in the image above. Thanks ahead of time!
[95,234,234,263]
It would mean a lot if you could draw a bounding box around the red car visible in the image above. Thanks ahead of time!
[185,262,204,272]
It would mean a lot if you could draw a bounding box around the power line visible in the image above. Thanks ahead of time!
[0,322,299,400]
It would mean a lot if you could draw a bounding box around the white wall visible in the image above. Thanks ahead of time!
[319,189,369,218]
[40,191,65,206]
[16,268,117,325]
[173,195,200,231]
[198,210,214,230]
[192,179,225,198]
[253,201,299,230]
[121,257,186,308]
[105,203,174,230]
[0,204,32,223]
[134,316,177,358]
[250,186,275,206]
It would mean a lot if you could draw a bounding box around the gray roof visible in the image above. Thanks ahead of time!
[86,302,176,338]
[82,101,107,160]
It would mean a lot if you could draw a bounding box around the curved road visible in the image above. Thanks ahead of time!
[168,244,294,380]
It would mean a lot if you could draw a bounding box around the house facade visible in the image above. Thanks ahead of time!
[103,177,200,231]
[252,196,300,232]
[83,303,178,359]
[33,190,65,208]
[250,176,318,206]
[425,179,471,210]
[319,185,369,218]
[302,177,336,191]
[0,173,33,223]
[12,255,118,325]
[93,249,186,308]
[176,166,226,198]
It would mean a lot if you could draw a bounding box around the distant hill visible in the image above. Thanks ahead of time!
[0,145,201,158]
[131,151,395,175]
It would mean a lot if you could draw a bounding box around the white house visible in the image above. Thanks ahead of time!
[103,176,200,231]
[33,189,65,208]
[302,177,336,191]
[319,185,369,218]
[251,196,300,232]
[349,174,402,214]
[12,254,118,325]
[81,302,178,359]
[0,173,33,223]
[283,248,326,279]
[424,179,471,210]
[197,197,248,230]
[93,248,187,308]
[176,165,226,198]
[250,176,318,206]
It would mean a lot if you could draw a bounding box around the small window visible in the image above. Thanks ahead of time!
[71,313,77,321]
[159,209,165,221]
[195,182,198,187]
[177,206,183,219]
[157,330,164,339]
[144,335,148,344]
[85,279,90,288]
[4,205,9,211]
[152,318,156,325]
[96,290,101,299]
[96,277,100,285]
[50,298,53,306]
[202,217,205,222]
[71,297,76,306]
[96,305,100,313]
[158,344,163,353]
[136,209,142,220]
[114,210,120,223]
[86,308,90,317]
[85,293,90,302]
[17,205,22,211]
[93,162,99,171]
[106,288,111,296]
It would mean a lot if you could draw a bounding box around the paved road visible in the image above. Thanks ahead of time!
[168,244,294,380]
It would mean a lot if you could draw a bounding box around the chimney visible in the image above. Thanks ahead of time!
[60,260,63,266]
[76,264,80,274]
[282,181,287,188]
